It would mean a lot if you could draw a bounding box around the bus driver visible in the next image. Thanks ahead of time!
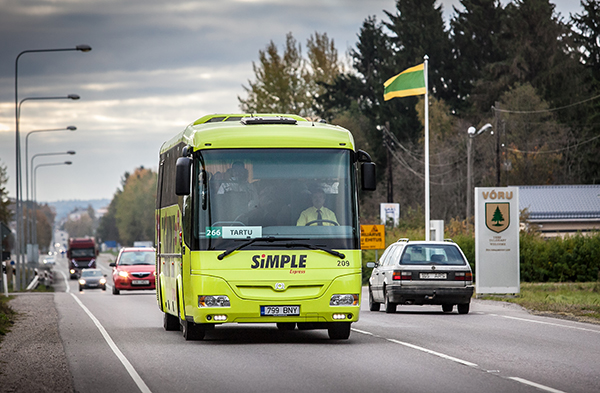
[296,188,338,226]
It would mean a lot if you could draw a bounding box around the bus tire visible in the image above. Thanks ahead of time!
[327,322,351,340]
[182,319,205,341]
[164,312,179,331]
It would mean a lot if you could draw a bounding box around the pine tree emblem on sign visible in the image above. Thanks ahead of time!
[485,203,510,233]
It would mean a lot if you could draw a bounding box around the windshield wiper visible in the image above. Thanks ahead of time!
[260,242,345,259]
[217,237,305,260]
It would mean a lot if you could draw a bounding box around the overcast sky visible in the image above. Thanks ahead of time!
[0,0,582,204]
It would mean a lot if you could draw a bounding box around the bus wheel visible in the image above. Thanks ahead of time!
[277,322,296,331]
[327,322,351,340]
[164,312,179,331]
[182,319,205,341]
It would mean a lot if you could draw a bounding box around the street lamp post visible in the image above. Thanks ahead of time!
[14,44,91,290]
[32,161,72,260]
[16,95,79,289]
[466,124,493,227]
[25,127,76,244]
[30,151,76,245]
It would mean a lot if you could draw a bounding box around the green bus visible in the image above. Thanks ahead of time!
[156,114,376,340]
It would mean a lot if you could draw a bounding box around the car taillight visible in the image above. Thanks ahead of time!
[455,272,472,281]
[393,270,412,280]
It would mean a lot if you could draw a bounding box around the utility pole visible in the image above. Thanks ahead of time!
[386,121,393,203]
[494,102,501,187]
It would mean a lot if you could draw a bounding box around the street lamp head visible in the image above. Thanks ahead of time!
[66,151,76,155]
[479,123,493,135]
[468,123,493,137]
[68,94,80,100]
[64,161,72,165]
[76,45,92,52]
[67,126,77,131]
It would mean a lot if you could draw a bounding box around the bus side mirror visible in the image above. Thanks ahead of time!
[175,157,192,196]
[361,162,376,191]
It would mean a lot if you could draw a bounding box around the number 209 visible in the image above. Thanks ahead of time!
[337,260,349,267]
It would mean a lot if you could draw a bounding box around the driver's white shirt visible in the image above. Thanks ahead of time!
[296,206,338,226]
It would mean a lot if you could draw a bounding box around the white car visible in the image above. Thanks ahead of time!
[367,239,474,314]
[43,255,56,265]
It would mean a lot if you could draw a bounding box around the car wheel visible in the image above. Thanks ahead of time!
[442,304,454,313]
[102,285,106,291]
[79,286,83,292]
[181,319,205,341]
[164,312,180,331]
[112,285,120,295]
[327,322,351,340]
[384,289,396,314]
[457,303,470,314]
[277,322,296,331]
[369,286,380,312]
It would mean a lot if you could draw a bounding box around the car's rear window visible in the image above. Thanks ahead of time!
[119,251,155,265]
[400,244,466,265]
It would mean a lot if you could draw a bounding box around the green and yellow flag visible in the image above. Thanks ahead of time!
[383,63,426,101]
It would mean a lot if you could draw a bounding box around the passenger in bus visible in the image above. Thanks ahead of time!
[217,161,251,194]
[296,188,338,226]
[238,186,281,226]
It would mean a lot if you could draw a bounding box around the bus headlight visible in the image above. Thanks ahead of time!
[330,294,359,306]
[199,295,230,307]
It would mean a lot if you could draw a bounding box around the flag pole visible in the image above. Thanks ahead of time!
[424,55,430,241]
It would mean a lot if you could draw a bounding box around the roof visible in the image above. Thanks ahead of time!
[160,113,355,153]
[518,185,600,220]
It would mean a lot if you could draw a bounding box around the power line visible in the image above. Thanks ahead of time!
[493,94,600,114]
[507,133,600,154]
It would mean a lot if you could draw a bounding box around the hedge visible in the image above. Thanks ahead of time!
[362,231,600,284]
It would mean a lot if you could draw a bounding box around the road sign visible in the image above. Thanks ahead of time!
[360,225,385,250]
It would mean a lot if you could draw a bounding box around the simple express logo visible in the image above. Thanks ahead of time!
[251,254,307,269]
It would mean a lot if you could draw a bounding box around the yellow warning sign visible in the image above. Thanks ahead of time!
[360,225,385,250]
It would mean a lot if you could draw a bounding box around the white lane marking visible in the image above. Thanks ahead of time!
[59,270,70,293]
[508,377,567,393]
[490,314,600,334]
[352,328,478,367]
[351,328,374,335]
[387,338,479,368]
[353,328,566,393]
[68,289,152,393]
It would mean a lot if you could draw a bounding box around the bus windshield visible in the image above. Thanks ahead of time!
[190,148,357,251]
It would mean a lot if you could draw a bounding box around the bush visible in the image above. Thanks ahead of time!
[361,219,600,284]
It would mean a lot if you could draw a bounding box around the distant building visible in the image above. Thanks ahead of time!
[519,185,600,238]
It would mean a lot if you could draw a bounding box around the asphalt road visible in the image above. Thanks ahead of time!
[50,253,600,393]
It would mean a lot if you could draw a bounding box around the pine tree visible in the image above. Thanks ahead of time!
[492,206,504,226]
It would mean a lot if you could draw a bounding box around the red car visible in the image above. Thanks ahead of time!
[110,247,156,295]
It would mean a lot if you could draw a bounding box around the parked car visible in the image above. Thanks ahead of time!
[367,239,474,314]
[110,247,156,295]
[79,268,107,291]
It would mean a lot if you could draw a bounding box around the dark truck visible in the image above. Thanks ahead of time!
[67,237,98,279]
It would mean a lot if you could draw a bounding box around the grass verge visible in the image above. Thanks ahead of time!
[480,282,600,324]
[0,295,17,337]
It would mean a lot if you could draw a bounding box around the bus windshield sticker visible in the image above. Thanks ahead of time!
[222,226,262,239]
